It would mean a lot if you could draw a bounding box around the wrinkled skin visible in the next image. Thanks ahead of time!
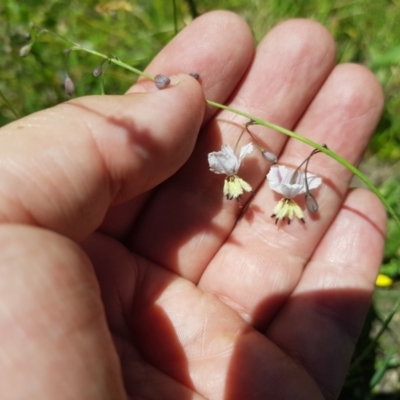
[0,11,385,400]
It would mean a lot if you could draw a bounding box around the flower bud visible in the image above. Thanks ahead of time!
[93,65,103,77]
[154,74,170,89]
[64,75,75,96]
[305,192,319,213]
[19,44,32,57]
[189,72,200,80]
[261,150,277,163]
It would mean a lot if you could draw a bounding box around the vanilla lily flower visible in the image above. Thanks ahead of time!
[208,143,253,201]
[267,165,322,224]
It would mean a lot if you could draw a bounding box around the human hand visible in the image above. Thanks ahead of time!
[0,11,385,400]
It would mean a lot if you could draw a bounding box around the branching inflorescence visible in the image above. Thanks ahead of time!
[207,120,325,225]
[18,27,397,229]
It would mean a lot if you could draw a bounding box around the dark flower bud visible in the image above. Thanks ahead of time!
[19,44,32,57]
[64,75,75,96]
[154,74,170,89]
[189,72,200,80]
[305,192,319,213]
[261,150,277,163]
[93,65,103,77]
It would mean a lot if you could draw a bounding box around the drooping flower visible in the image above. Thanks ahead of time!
[267,164,321,224]
[208,143,253,201]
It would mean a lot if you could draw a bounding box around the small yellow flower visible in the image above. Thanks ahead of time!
[375,274,393,287]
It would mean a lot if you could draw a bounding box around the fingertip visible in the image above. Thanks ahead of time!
[331,63,385,115]
[261,18,336,70]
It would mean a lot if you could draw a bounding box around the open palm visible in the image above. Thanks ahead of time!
[0,11,385,400]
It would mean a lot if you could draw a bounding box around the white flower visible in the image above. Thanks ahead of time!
[267,165,322,224]
[267,165,321,198]
[208,143,253,200]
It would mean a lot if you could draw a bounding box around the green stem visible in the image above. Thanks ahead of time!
[33,27,154,81]
[350,295,400,373]
[68,46,154,80]
[206,100,400,229]
[172,0,178,35]
[233,126,246,155]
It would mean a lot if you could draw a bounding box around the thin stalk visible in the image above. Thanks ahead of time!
[172,0,178,35]
[68,47,154,81]
[233,126,246,154]
[32,27,154,80]
[350,295,400,373]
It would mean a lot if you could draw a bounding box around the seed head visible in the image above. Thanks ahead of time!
[261,150,277,163]
[305,192,319,213]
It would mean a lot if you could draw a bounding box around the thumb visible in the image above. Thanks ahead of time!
[0,74,205,240]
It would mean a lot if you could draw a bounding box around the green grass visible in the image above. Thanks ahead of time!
[2,0,400,398]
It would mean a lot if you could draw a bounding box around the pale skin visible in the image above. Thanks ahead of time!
[0,11,386,400]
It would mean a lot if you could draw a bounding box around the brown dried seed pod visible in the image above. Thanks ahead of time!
[154,74,170,89]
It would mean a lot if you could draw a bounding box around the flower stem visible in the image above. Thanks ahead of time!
[233,126,246,155]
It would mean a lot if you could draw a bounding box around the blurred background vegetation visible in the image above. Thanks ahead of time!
[1,0,400,398]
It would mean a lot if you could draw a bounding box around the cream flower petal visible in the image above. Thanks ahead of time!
[238,143,254,164]
[208,145,239,175]
[267,165,321,199]
[208,144,253,175]
[306,174,322,190]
